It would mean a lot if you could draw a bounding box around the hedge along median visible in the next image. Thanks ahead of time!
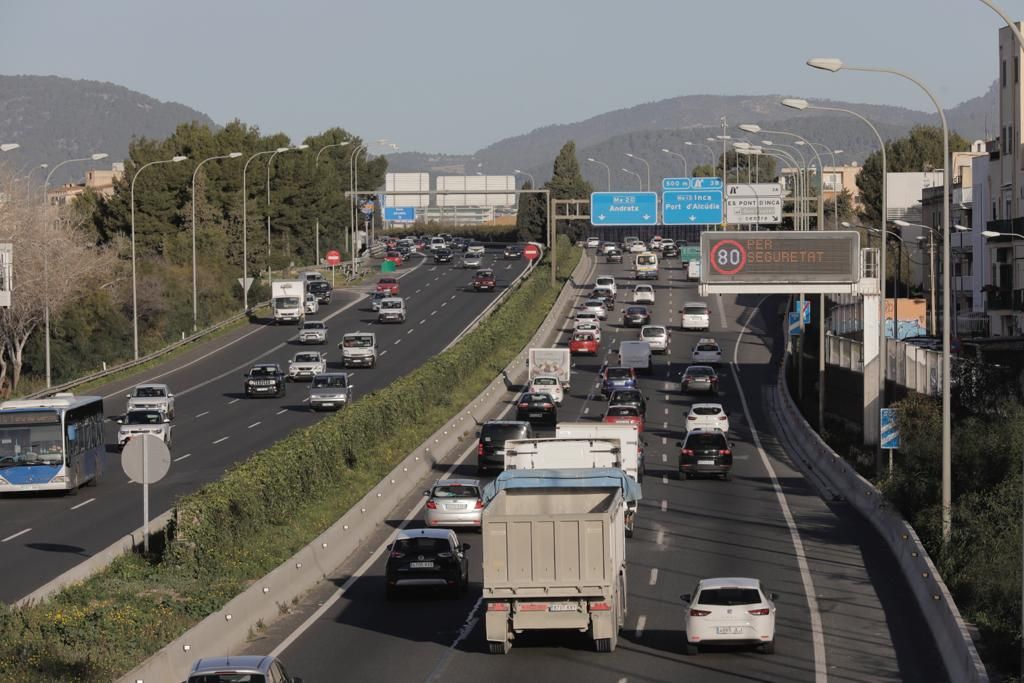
[0,236,580,682]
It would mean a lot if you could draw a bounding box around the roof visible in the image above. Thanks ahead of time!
[433,478,481,487]
[189,655,274,674]
[697,577,762,590]
[691,402,725,410]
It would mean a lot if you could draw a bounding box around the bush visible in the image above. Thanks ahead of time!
[0,236,580,682]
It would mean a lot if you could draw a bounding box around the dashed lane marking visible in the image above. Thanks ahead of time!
[228,398,240,405]
[649,568,658,585]
[174,453,192,462]
[2,528,31,543]
[70,498,95,511]
[195,411,209,418]
[248,422,261,429]
[213,436,229,444]
[276,409,287,415]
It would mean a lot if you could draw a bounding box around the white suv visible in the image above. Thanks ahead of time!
[680,302,710,331]
[633,285,655,304]
[691,338,722,365]
[683,577,777,655]
[594,276,617,297]
[686,402,729,432]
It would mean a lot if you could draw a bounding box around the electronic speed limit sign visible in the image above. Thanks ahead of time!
[699,231,860,284]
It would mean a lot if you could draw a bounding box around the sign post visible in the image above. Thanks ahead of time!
[325,249,341,287]
[121,434,171,554]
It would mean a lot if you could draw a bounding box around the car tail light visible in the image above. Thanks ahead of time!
[681,448,694,457]
[589,602,611,611]
[542,403,553,409]
[478,443,485,457]
[518,402,529,409]
[689,608,711,617]
[425,500,437,510]
[720,449,731,456]
[389,551,405,559]
[687,416,697,421]
[475,498,484,509]
[748,608,770,615]
[718,415,727,421]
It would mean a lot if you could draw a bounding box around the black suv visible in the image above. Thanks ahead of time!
[385,528,470,599]
[433,248,454,264]
[503,244,523,259]
[477,420,534,475]
[244,363,286,398]
[307,279,332,305]
[678,428,733,480]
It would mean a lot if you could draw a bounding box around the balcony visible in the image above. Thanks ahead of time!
[986,288,1013,310]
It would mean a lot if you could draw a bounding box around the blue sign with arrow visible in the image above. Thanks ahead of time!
[793,299,811,324]
[662,177,724,191]
[787,312,802,336]
[590,192,658,226]
[880,408,900,449]
[662,189,724,225]
[384,206,416,222]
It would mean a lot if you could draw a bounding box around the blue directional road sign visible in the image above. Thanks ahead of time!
[880,408,900,449]
[787,312,802,336]
[793,299,811,324]
[662,177,724,191]
[590,192,658,226]
[384,206,416,222]
[663,188,724,225]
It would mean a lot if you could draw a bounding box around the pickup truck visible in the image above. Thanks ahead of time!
[288,351,327,381]
[125,383,175,420]
[472,268,496,292]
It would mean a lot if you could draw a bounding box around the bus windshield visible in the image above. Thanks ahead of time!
[0,423,64,466]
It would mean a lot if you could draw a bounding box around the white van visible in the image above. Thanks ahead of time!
[634,251,659,280]
[618,340,653,375]
[687,259,701,282]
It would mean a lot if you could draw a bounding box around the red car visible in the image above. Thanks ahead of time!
[603,404,644,432]
[376,277,400,295]
[384,251,403,267]
[472,269,496,291]
[570,331,599,355]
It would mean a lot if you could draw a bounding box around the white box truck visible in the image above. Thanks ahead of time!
[482,468,638,654]
[272,280,305,325]
[555,423,644,484]
[527,347,571,390]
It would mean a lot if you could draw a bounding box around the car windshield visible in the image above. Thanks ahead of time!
[637,255,656,265]
[635,287,651,293]
[125,410,164,425]
[312,375,347,388]
[188,674,266,683]
[533,377,557,386]
[343,336,373,348]
[294,354,320,363]
[379,278,397,284]
[393,537,451,555]
[642,327,665,337]
[693,406,722,416]
[303,322,325,330]
[696,344,718,352]
[251,366,277,376]
[697,588,761,606]
[0,422,64,465]
[606,368,632,379]
[626,307,647,315]
[372,292,387,300]
[585,300,604,308]
[432,484,480,499]
[686,433,729,450]
[596,278,614,286]
[573,333,594,342]
[611,391,641,402]
[309,281,329,292]
[607,406,638,417]
[386,251,400,257]
[476,270,494,278]
[134,387,165,397]
[481,424,528,442]
[382,301,402,309]
[686,367,714,377]
[684,305,707,315]
[525,393,553,403]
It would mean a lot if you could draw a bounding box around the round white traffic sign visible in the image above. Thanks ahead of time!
[121,434,171,484]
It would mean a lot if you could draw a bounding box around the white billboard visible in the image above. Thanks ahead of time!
[384,173,430,208]
[436,175,515,207]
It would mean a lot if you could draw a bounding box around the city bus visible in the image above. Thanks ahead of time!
[0,393,105,493]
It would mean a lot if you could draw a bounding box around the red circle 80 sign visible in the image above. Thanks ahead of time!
[709,239,747,276]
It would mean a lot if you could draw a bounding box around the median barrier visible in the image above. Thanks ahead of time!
[769,353,988,683]
[116,247,594,682]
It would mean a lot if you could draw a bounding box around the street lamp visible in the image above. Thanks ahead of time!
[24,163,47,202]
[586,158,611,191]
[808,57,954,541]
[266,145,309,286]
[314,140,352,264]
[191,152,242,331]
[685,140,716,168]
[894,220,970,335]
[661,148,688,176]
[130,155,188,360]
[621,168,642,191]
[242,148,289,312]
[42,153,108,204]
[513,169,535,188]
[625,153,650,191]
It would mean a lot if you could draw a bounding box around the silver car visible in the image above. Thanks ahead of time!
[309,372,352,411]
[640,324,670,353]
[580,299,609,320]
[288,351,327,381]
[117,409,172,449]
[461,253,483,269]
[125,383,175,419]
[298,320,327,345]
[423,479,483,529]
[370,291,389,311]
[187,656,303,683]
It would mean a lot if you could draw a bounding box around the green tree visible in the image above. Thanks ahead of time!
[515,180,546,242]
[545,141,592,242]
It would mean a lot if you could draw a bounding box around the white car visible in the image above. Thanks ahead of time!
[574,310,601,327]
[629,242,647,253]
[649,236,664,250]
[305,293,319,314]
[528,374,564,405]
[594,276,617,297]
[686,402,730,432]
[580,299,609,321]
[125,383,175,419]
[467,244,486,257]
[691,338,723,365]
[586,236,601,248]
[117,409,172,449]
[575,321,602,343]
[599,242,618,255]
[298,320,328,345]
[680,302,710,331]
[288,351,327,381]
[633,285,655,304]
[639,325,670,354]
[683,577,777,655]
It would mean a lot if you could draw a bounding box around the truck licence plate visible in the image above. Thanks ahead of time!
[548,603,577,612]
[716,626,744,635]
[410,561,433,569]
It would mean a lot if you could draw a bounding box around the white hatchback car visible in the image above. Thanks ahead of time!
[586,236,601,248]
[629,242,647,253]
[574,310,601,328]
[683,577,777,655]
[639,325,670,354]
[594,276,617,297]
[528,374,564,405]
[305,293,319,314]
[580,299,609,320]
[633,285,655,304]
[691,338,723,365]
[574,321,602,343]
[686,402,730,432]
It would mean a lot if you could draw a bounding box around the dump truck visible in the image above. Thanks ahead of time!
[481,468,639,654]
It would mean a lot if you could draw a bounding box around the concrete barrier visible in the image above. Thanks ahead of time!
[118,249,595,683]
[770,355,988,682]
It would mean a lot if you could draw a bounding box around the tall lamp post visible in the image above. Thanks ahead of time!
[586,158,611,191]
[24,163,47,202]
[191,152,242,331]
[625,153,650,191]
[314,140,352,264]
[662,148,688,176]
[130,155,188,359]
[266,144,309,287]
[808,57,953,542]
[42,153,108,205]
[242,148,288,312]
[895,219,972,335]
[513,169,535,188]
[621,168,643,191]
[350,143,369,263]
[685,140,716,168]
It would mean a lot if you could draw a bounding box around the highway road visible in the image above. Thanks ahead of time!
[248,252,948,682]
[0,248,531,604]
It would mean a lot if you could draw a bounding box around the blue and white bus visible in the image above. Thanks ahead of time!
[0,394,105,493]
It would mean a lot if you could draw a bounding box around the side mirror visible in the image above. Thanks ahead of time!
[163,418,171,424]
[770,592,779,601]
[730,442,736,448]
[124,394,131,399]
[681,593,691,603]
[462,542,472,551]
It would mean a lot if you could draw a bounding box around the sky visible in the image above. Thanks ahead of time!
[0,0,1012,155]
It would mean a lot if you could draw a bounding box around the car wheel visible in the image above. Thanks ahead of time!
[762,639,775,654]
[684,641,699,656]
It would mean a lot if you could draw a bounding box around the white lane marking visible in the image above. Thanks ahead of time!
[416,289,422,294]
[195,411,209,418]
[662,453,667,462]
[662,475,668,484]
[394,339,402,345]
[441,302,448,307]
[716,294,728,331]
[247,422,261,429]
[213,436,229,444]
[664,407,668,415]
[407,329,414,335]
[174,453,192,462]
[634,614,647,639]
[583,407,590,414]
[276,409,287,415]
[662,420,667,429]
[734,296,827,682]
[450,294,456,300]
[228,398,240,405]
[419,319,426,325]
[380,350,389,356]
[425,595,484,682]
[70,498,95,511]
[661,437,667,445]
[656,529,665,546]
[649,568,659,585]
[431,310,438,316]
[2,528,31,542]
[660,499,667,512]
